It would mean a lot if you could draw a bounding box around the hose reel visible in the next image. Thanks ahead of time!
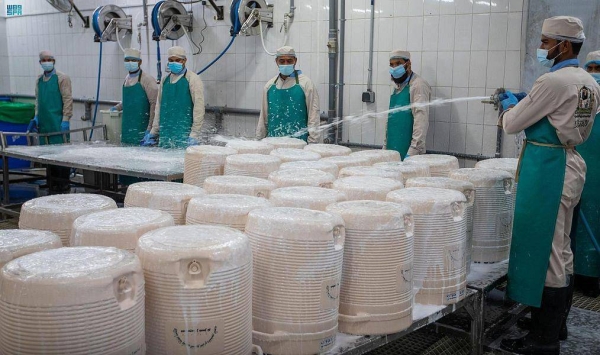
[151,0,194,41]
[92,5,131,42]
[230,0,273,37]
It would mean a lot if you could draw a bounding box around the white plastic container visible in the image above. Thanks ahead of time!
[373,161,431,184]
[333,176,404,201]
[320,155,372,170]
[261,137,307,149]
[350,149,401,164]
[405,154,459,177]
[339,166,404,181]
[304,144,352,158]
[269,168,336,188]
[186,194,271,230]
[224,154,282,179]
[204,175,277,198]
[100,109,122,144]
[0,230,62,269]
[270,148,321,163]
[279,160,340,177]
[226,140,274,155]
[269,186,347,211]
[184,145,238,186]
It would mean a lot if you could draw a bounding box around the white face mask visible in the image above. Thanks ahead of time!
[537,41,564,68]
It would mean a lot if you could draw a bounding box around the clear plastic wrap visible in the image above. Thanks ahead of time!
[269,186,347,211]
[186,194,271,230]
[279,160,340,177]
[303,144,352,158]
[474,158,519,178]
[203,175,277,198]
[261,137,307,149]
[333,176,404,201]
[0,230,62,269]
[19,194,118,247]
[326,200,413,335]
[0,247,145,355]
[184,145,238,187]
[124,182,206,225]
[245,207,344,354]
[224,154,282,179]
[270,148,321,162]
[225,140,274,155]
[320,155,372,170]
[339,166,404,181]
[268,168,336,188]
[71,207,175,251]
[373,161,431,184]
[350,149,401,165]
[404,154,459,177]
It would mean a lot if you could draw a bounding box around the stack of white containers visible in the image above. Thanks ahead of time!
[183,145,238,186]
[19,194,117,246]
[71,208,175,251]
[245,207,345,354]
[224,154,281,179]
[124,182,206,225]
[0,247,145,354]
[475,158,519,210]
[269,168,336,188]
[405,154,459,177]
[270,148,321,162]
[269,186,347,211]
[326,201,414,335]
[333,176,404,201]
[406,178,476,273]
[0,230,62,268]
[374,161,431,184]
[279,160,340,177]
[137,225,254,355]
[204,175,277,198]
[185,194,271,230]
[339,166,404,181]
[304,144,352,158]
[226,140,274,154]
[449,168,514,263]
[350,150,401,164]
[320,155,372,170]
[261,137,307,149]
[387,187,467,305]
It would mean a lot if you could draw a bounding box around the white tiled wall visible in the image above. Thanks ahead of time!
[0,0,525,158]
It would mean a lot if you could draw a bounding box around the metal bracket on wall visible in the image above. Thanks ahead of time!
[203,0,224,21]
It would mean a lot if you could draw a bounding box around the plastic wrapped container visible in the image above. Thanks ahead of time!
[0,230,61,269]
[269,186,347,211]
[373,161,431,184]
[350,149,401,164]
[184,145,238,186]
[320,155,372,170]
[224,154,282,179]
[269,168,336,188]
[186,194,271,230]
[404,154,459,177]
[279,160,340,177]
[270,148,321,163]
[225,140,274,154]
[333,176,404,201]
[303,144,352,158]
[339,166,404,181]
[261,137,307,149]
[204,175,277,198]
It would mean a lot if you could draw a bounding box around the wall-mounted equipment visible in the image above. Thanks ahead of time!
[46,0,90,28]
[233,0,273,36]
[92,5,132,44]
[151,1,194,41]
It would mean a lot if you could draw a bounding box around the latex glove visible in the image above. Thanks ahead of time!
[499,92,527,102]
[60,121,70,132]
[27,116,38,133]
[187,137,200,147]
[139,130,151,145]
[500,91,519,111]
[141,133,158,147]
[110,106,118,112]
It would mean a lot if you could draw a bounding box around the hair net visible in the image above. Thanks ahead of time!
[541,16,585,43]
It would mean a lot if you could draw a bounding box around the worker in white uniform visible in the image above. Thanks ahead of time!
[256,46,321,143]
[143,46,205,149]
[111,48,158,146]
[499,16,600,354]
[386,50,431,160]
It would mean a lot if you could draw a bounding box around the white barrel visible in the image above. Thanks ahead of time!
[326,201,414,335]
[475,158,519,209]
[269,168,336,188]
[405,177,476,274]
[304,144,352,158]
[449,168,514,263]
[320,155,372,170]
[246,207,345,354]
[374,161,431,184]
[0,230,61,269]
[261,137,307,149]
[0,247,145,355]
[339,166,404,182]
[270,148,321,162]
[124,182,206,225]
[184,145,238,186]
[387,187,467,305]
[224,154,281,179]
[226,140,274,154]
[350,149,401,164]
[186,194,271,230]
[405,154,459,177]
[333,176,404,201]
[137,225,253,355]
[279,160,340,177]
[71,207,175,251]
[19,194,118,247]
[269,187,347,211]
[204,175,277,198]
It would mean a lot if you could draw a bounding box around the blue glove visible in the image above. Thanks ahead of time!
[141,133,158,147]
[500,91,519,111]
[27,116,38,133]
[499,92,527,102]
[60,121,70,131]
[187,137,200,147]
[140,130,151,145]
[110,106,118,112]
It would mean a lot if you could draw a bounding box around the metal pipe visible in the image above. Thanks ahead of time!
[326,0,339,144]
[366,0,375,91]
[289,0,296,17]
[495,126,503,158]
[337,0,346,144]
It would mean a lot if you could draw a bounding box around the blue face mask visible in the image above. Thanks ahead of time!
[168,62,184,74]
[41,62,54,72]
[389,64,406,79]
[279,64,295,76]
[124,61,139,73]
[592,73,600,84]
[537,41,563,68]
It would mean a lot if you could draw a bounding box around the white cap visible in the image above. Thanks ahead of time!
[541,16,585,43]
[124,48,141,60]
[167,46,186,59]
[584,50,600,68]
[390,49,410,60]
[39,50,54,60]
[276,46,296,58]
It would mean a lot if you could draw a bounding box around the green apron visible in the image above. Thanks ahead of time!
[386,78,413,160]
[158,73,193,149]
[574,114,600,277]
[267,73,309,141]
[506,118,567,307]
[37,74,65,145]
[121,71,150,145]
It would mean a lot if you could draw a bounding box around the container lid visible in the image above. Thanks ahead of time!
[0,230,62,267]
[186,194,271,225]
[339,166,404,181]
[350,150,401,164]
[226,153,281,167]
[268,168,336,188]
[406,177,475,204]
[279,160,339,177]
[270,148,321,162]
[386,187,466,215]
[225,140,274,154]
[374,161,431,181]
[303,144,352,157]
[203,175,276,197]
[333,176,404,194]
[269,186,347,210]
[326,200,413,233]
[185,145,238,158]
[20,194,117,216]
[449,168,513,189]
[124,182,206,209]
[320,155,372,168]
[404,154,459,171]
[261,137,307,149]
[474,158,519,177]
